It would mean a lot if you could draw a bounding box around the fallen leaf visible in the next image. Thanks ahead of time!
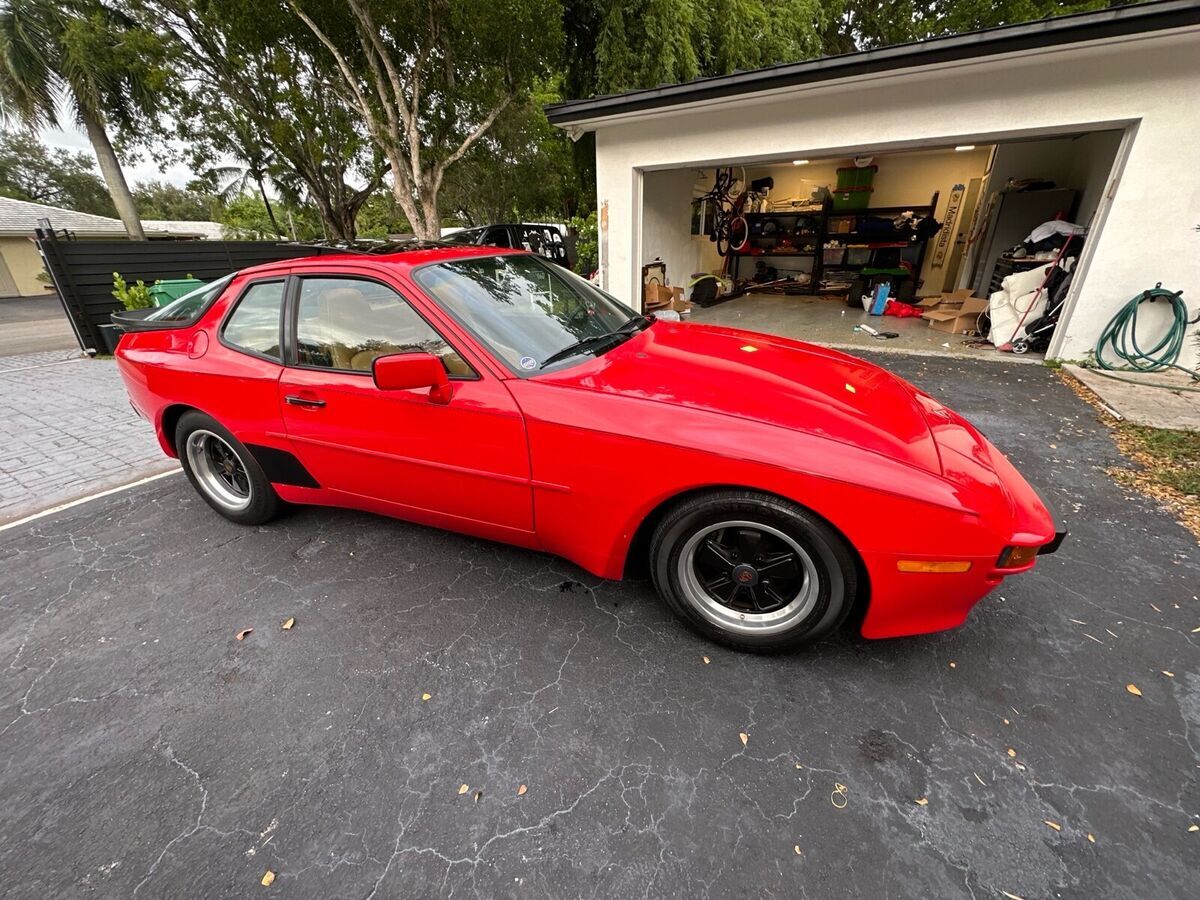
[1105,628,1119,638]
[1150,604,1161,613]
[1069,618,1087,625]
[793,844,802,855]
[1007,748,1017,758]
[949,661,957,669]
[1087,833,1096,843]
[1002,718,1011,726]
[1126,684,1142,697]
[421,692,431,701]
[236,628,253,641]
[702,655,710,665]
[457,783,469,795]
[1001,892,1026,900]
[1015,762,1026,771]
[974,772,986,786]
[281,617,295,631]
[739,732,749,746]
[1044,820,1062,831]
[473,790,483,803]
[1083,633,1104,644]
[915,797,929,806]
[1162,671,1175,678]
[794,762,803,769]
[261,870,275,886]
[1192,626,1200,633]
[1189,824,1199,833]
[517,784,527,796]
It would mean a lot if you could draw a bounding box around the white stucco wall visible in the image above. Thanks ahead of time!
[589,28,1200,366]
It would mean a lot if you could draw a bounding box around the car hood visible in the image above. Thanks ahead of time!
[532,320,943,474]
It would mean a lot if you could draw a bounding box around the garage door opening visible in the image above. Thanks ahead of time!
[639,129,1124,361]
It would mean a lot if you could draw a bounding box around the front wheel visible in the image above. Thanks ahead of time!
[650,491,858,651]
[176,411,282,526]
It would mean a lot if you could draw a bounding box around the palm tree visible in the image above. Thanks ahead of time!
[0,0,159,239]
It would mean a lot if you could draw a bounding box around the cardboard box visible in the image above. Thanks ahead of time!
[919,289,988,334]
[643,282,675,309]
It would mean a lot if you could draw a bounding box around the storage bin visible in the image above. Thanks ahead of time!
[836,165,877,190]
[827,216,855,234]
[846,247,872,266]
[822,248,845,266]
[831,187,872,211]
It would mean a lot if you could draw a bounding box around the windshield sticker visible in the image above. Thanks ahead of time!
[519,356,537,370]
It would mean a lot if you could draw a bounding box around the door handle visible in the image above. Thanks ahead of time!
[285,395,326,409]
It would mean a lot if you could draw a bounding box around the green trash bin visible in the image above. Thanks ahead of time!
[148,279,206,308]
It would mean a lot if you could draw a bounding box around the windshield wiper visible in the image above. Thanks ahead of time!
[538,314,652,370]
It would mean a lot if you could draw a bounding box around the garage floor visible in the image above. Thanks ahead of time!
[690,292,1043,363]
[1,353,1196,898]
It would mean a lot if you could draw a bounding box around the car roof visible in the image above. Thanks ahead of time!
[236,244,526,278]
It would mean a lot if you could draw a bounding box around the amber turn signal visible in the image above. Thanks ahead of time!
[896,560,972,574]
[997,545,1039,568]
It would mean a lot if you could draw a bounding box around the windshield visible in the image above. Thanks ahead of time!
[415,255,639,373]
[144,273,235,323]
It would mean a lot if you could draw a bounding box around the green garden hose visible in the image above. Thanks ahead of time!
[1093,284,1200,379]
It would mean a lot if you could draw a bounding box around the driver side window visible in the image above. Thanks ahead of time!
[294,277,473,377]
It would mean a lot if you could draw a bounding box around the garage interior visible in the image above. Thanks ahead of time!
[641,129,1124,360]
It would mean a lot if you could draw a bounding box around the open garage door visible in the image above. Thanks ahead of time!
[638,129,1125,362]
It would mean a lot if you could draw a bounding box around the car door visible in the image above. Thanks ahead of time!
[276,272,534,536]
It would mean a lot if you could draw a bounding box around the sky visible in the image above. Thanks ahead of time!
[41,119,203,189]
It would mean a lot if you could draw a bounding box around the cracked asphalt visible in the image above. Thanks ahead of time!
[1,352,1197,898]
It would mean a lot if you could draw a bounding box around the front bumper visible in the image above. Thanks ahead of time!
[859,411,1062,639]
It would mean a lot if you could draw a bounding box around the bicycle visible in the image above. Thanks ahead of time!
[698,167,749,257]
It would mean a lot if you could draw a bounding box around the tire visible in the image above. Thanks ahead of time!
[728,215,749,252]
[650,490,858,652]
[175,411,282,526]
[714,223,730,258]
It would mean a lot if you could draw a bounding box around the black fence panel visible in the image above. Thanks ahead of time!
[34,233,342,351]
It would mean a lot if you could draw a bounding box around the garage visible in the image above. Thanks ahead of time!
[546,2,1200,368]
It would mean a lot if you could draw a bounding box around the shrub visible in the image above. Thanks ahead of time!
[112,272,153,310]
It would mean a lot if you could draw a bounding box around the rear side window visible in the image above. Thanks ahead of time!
[145,273,235,323]
[222,281,284,360]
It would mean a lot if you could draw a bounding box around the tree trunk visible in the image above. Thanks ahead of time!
[80,107,146,241]
[256,177,285,237]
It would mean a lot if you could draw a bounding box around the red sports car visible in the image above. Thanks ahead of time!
[114,246,1062,651]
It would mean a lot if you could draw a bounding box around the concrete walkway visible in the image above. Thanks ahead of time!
[1064,364,1200,430]
[0,295,79,357]
[0,351,177,524]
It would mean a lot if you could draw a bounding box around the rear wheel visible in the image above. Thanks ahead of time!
[175,411,281,525]
[650,490,857,651]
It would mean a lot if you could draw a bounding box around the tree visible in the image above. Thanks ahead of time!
[0,128,117,215]
[219,193,320,241]
[285,0,562,239]
[0,0,168,239]
[152,0,388,241]
[438,86,585,226]
[132,179,222,221]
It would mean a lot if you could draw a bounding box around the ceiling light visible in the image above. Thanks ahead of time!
[954,145,976,152]
[791,159,809,166]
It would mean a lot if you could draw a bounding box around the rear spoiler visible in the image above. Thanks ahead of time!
[110,308,182,333]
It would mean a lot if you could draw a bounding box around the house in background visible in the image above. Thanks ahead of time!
[0,197,219,298]
[547,0,1200,369]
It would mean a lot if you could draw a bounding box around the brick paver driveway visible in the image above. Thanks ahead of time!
[0,351,176,523]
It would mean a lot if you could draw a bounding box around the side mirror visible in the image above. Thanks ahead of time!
[372,352,452,404]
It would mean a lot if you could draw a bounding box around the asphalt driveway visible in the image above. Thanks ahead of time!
[1,353,1197,899]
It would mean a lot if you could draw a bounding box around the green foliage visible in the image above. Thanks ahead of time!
[569,210,598,276]
[0,129,117,216]
[219,193,320,241]
[1121,425,1200,497]
[132,180,223,221]
[439,82,588,226]
[112,271,153,309]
